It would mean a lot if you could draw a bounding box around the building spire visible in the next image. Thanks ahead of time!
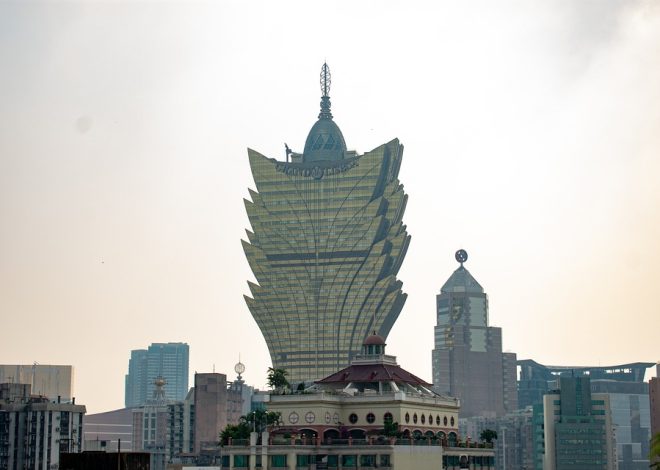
[319,62,333,120]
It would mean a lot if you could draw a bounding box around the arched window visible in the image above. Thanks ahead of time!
[428,414,433,425]
[450,416,455,426]
[366,413,375,424]
[349,413,358,424]
[413,413,418,424]
[405,412,410,423]
[436,415,440,426]
[421,414,425,424]
[443,416,448,426]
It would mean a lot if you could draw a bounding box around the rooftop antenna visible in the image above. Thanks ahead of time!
[319,62,333,120]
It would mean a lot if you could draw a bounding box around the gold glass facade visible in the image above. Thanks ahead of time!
[243,139,410,382]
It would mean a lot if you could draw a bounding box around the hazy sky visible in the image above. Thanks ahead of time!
[1,1,659,414]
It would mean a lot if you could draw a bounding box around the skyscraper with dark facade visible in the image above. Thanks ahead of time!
[125,342,189,407]
[431,250,517,417]
[243,64,410,383]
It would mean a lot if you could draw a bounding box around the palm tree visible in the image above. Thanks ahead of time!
[267,367,289,393]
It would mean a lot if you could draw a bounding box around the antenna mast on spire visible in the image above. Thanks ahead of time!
[320,62,331,97]
[318,63,333,120]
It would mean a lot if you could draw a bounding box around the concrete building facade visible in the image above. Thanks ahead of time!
[431,251,517,418]
[460,407,535,470]
[83,407,134,452]
[0,383,85,470]
[0,364,73,401]
[243,63,410,383]
[167,387,195,461]
[227,364,254,425]
[132,377,170,470]
[650,364,660,439]
[193,373,227,454]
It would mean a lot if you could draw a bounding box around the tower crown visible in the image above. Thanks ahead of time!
[441,249,484,293]
[302,63,347,162]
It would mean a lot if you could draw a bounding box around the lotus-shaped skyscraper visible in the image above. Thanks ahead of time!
[243,64,410,382]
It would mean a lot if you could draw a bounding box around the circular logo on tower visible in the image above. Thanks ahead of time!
[311,166,323,179]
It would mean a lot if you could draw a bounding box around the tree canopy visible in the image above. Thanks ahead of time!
[480,429,498,444]
[219,410,282,445]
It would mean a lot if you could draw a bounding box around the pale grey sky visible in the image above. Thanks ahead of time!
[1,1,658,413]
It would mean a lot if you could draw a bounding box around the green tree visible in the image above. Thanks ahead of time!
[650,432,660,469]
[480,429,498,444]
[267,367,289,393]
[219,422,251,445]
[242,409,282,433]
[219,410,282,445]
[383,420,401,437]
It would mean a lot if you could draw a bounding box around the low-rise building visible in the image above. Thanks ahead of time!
[222,334,494,469]
[84,406,135,452]
[460,407,535,470]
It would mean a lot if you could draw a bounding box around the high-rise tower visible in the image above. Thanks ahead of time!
[125,342,189,407]
[432,250,517,417]
[243,64,410,383]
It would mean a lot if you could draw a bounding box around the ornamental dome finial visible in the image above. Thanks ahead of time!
[319,62,332,120]
[303,63,347,162]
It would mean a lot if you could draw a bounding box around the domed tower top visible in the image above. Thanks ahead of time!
[302,63,347,162]
[362,331,386,356]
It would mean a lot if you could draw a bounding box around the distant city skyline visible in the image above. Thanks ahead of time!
[1,1,659,413]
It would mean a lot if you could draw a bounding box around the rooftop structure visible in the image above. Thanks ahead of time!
[517,359,655,409]
[0,364,73,401]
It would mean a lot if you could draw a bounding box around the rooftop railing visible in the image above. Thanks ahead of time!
[225,436,493,449]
